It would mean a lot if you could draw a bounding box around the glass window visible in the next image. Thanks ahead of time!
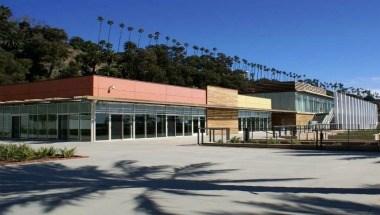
[123,115,132,139]
[20,115,28,138]
[193,117,199,133]
[69,114,79,140]
[200,117,205,129]
[175,116,183,136]
[157,115,166,137]
[28,115,38,138]
[47,114,57,139]
[37,115,47,138]
[96,113,109,140]
[80,113,91,141]
[146,114,156,138]
[184,116,192,136]
[167,116,176,136]
[135,115,145,138]
[0,113,3,138]
[111,115,123,139]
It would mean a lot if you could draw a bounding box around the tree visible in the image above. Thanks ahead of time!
[96,16,104,43]
[117,23,125,52]
[137,28,144,47]
[127,26,134,41]
[106,20,114,45]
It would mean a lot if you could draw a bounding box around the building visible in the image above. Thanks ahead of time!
[250,80,378,129]
[0,75,271,142]
[249,81,334,126]
[334,92,378,129]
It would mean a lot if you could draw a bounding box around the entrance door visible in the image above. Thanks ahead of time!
[11,116,20,138]
[167,116,176,136]
[58,115,69,140]
[111,115,123,139]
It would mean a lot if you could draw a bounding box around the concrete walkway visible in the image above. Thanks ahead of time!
[1,137,380,215]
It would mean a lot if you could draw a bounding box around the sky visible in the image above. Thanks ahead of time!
[2,0,380,93]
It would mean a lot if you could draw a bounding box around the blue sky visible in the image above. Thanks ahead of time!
[3,0,380,92]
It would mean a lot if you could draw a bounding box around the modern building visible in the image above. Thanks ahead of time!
[249,81,334,126]
[334,93,378,129]
[0,75,272,142]
[251,80,378,129]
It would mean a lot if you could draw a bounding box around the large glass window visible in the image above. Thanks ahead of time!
[69,114,79,140]
[47,114,57,139]
[80,113,91,141]
[157,115,166,137]
[96,113,109,141]
[167,116,176,136]
[123,115,132,139]
[146,115,156,138]
[28,115,38,138]
[20,115,28,138]
[111,115,123,139]
[200,117,205,129]
[193,117,199,133]
[135,115,145,138]
[175,116,183,136]
[184,116,192,136]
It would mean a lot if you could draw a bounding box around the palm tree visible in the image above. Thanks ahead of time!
[106,20,114,45]
[97,16,104,43]
[127,26,134,42]
[193,45,199,55]
[117,23,125,52]
[184,43,189,54]
[154,32,160,44]
[165,36,170,45]
[199,47,204,55]
[171,39,177,46]
[137,28,144,48]
[147,33,153,45]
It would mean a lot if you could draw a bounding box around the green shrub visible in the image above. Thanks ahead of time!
[229,136,241,143]
[34,147,58,159]
[0,144,35,161]
[267,138,278,144]
[60,147,76,158]
[0,144,76,162]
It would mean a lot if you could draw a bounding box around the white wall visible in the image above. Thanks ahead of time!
[334,92,378,129]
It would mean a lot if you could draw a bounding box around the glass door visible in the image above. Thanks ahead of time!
[11,116,20,138]
[167,115,176,136]
[111,114,123,140]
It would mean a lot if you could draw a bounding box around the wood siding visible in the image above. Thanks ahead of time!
[207,108,239,134]
[207,86,238,107]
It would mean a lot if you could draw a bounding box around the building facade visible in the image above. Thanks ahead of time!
[0,76,271,142]
[334,92,378,129]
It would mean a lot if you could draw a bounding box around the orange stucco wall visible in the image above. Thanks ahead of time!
[0,76,93,102]
[92,76,206,106]
[0,76,207,106]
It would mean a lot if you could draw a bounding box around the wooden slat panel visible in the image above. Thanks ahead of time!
[207,86,238,107]
[207,108,239,134]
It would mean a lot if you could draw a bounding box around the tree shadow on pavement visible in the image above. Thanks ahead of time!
[0,160,379,214]
[233,194,380,215]
[275,150,380,161]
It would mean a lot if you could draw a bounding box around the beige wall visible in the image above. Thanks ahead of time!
[237,95,271,110]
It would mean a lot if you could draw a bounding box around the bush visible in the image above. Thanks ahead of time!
[60,147,76,158]
[0,144,76,162]
[229,136,241,143]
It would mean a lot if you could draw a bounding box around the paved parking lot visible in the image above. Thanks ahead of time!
[1,137,380,215]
